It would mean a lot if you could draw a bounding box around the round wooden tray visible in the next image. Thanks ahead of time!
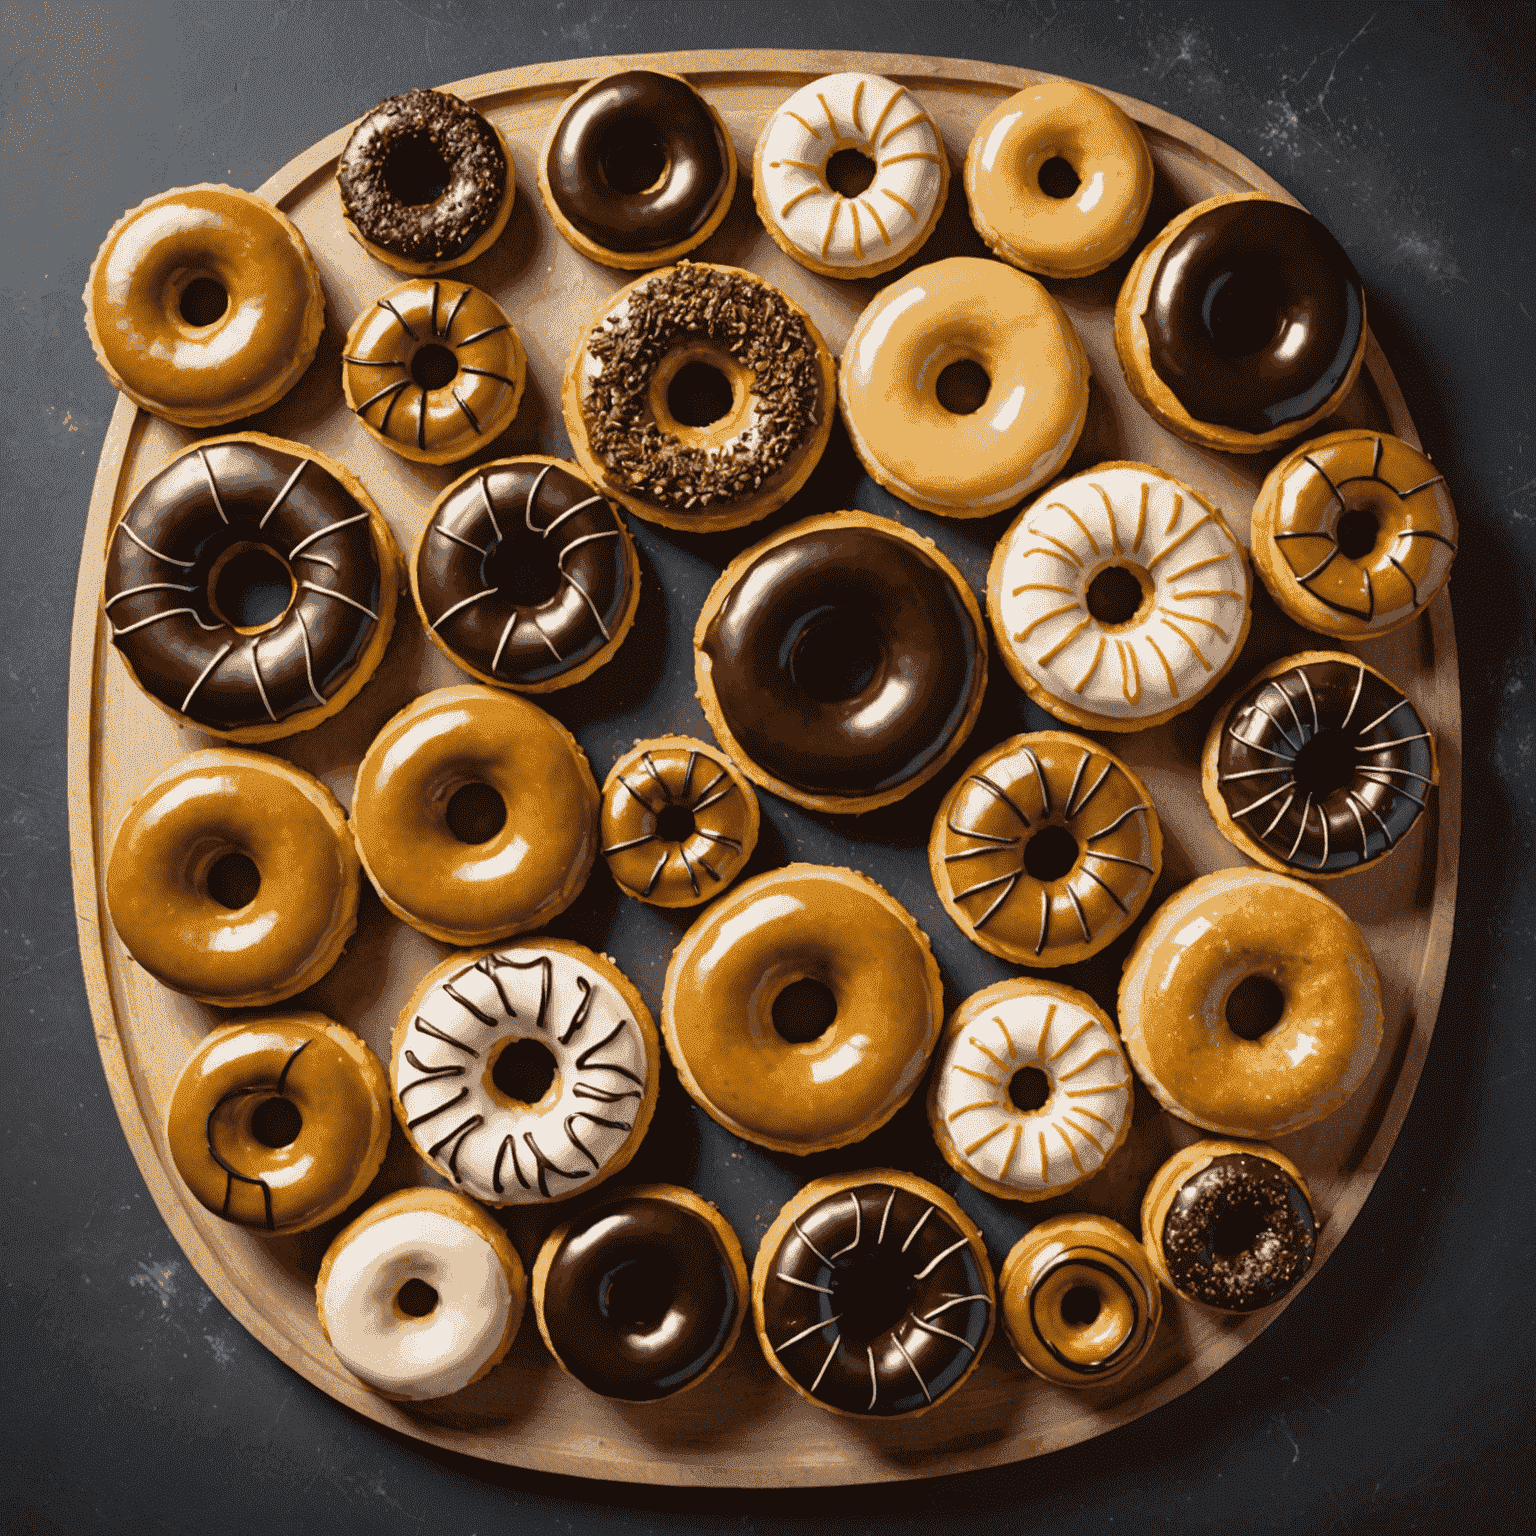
[67,49,1459,1487]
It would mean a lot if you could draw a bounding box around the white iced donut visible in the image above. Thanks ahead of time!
[987,461,1251,731]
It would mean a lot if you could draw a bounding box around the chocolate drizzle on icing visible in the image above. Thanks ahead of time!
[1026,1247,1153,1377]
[203,1040,309,1233]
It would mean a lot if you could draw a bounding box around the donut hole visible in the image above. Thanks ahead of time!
[1022,825,1080,882]
[788,608,882,702]
[208,542,295,632]
[178,275,229,327]
[482,531,565,609]
[1060,1284,1102,1327]
[666,361,734,427]
[1037,156,1081,200]
[1086,564,1150,627]
[1336,507,1380,560]
[1291,728,1358,799]
[600,1256,675,1333]
[1225,974,1286,1041]
[655,803,696,843]
[1204,264,1287,358]
[1008,1066,1051,1112]
[599,129,668,195]
[830,1255,915,1345]
[382,131,452,206]
[935,359,991,416]
[1209,1195,1271,1258]
[772,978,838,1045]
[445,782,507,845]
[249,1095,302,1149]
[410,343,459,391]
[395,1278,439,1318]
[825,146,877,198]
[206,851,261,910]
[490,1037,558,1106]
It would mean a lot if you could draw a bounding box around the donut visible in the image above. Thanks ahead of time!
[1202,651,1437,879]
[391,938,659,1207]
[106,749,359,1007]
[964,80,1153,279]
[986,462,1252,732]
[1118,868,1383,1138]
[927,978,1133,1202]
[661,865,943,1155]
[1251,429,1458,639]
[752,1170,995,1418]
[600,736,760,907]
[694,512,988,815]
[351,685,598,946]
[337,89,514,274]
[532,1183,749,1401]
[998,1214,1161,1387]
[83,184,324,427]
[101,433,401,743]
[840,256,1090,518]
[929,731,1162,968]
[1114,192,1367,453]
[317,1187,526,1400]
[562,261,836,532]
[165,1014,390,1233]
[1140,1140,1316,1312]
[342,280,525,465]
[754,72,948,279]
[412,457,639,693]
[539,70,736,269]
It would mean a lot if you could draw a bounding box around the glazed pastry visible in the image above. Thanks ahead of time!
[839,255,1089,518]
[351,685,598,946]
[106,750,358,1007]
[562,262,835,532]
[413,457,639,693]
[539,70,736,269]
[998,1214,1161,1387]
[928,978,1133,1202]
[165,1014,390,1233]
[101,433,401,743]
[342,280,524,465]
[1118,868,1383,1138]
[754,72,948,279]
[84,184,324,428]
[317,1187,526,1400]
[694,512,988,814]
[661,865,943,1155]
[392,938,659,1206]
[1114,192,1367,453]
[532,1183,748,1401]
[1140,1140,1316,1312]
[1251,430,1458,639]
[337,89,514,274]
[1203,651,1437,878]
[752,1170,994,1419]
[965,80,1153,279]
[986,461,1251,732]
[930,731,1161,968]
[600,736,759,906]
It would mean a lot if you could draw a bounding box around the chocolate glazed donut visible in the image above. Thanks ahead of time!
[1144,200,1364,435]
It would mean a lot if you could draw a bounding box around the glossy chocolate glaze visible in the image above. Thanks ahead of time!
[546,71,731,254]
[1144,200,1364,434]
[702,524,983,796]
[103,441,381,733]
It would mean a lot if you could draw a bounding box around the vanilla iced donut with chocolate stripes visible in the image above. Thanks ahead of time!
[987,461,1251,731]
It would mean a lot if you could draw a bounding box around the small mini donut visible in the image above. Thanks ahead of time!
[317,1186,526,1400]
[928,978,1133,1202]
[1114,192,1368,453]
[600,736,759,907]
[391,938,659,1207]
[1251,429,1458,639]
[351,685,598,946]
[930,731,1162,968]
[106,749,359,1007]
[337,89,514,275]
[165,1014,390,1234]
[965,80,1153,279]
[539,70,736,269]
[1202,651,1437,879]
[413,457,639,693]
[752,1169,995,1419]
[101,432,402,743]
[532,1183,749,1401]
[343,279,525,465]
[754,71,948,279]
[562,261,836,532]
[661,865,943,1155]
[840,256,1090,518]
[694,512,988,815]
[986,461,1252,733]
[1140,1139,1316,1312]
[83,184,324,427]
[998,1214,1161,1387]
[1118,868,1383,1139]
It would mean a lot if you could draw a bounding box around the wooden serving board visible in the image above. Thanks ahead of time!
[67,49,1460,1486]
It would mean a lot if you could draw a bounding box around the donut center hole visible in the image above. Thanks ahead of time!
[445,782,507,844]
[490,1038,558,1105]
[830,1255,915,1345]
[206,851,260,910]
[382,131,451,206]
[179,275,228,327]
[209,543,295,631]
[935,359,991,416]
[789,609,882,702]
[1022,825,1080,882]
[1225,975,1286,1041]
[1037,156,1081,199]
[772,978,838,1045]
[825,146,877,197]
[1060,1284,1102,1326]
[655,804,696,843]
[249,1095,301,1149]
[1336,507,1380,560]
[600,1257,675,1333]
[1291,728,1358,798]
[600,130,667,194]
[1008,1066,1051,1112]
[483,532,565,609]
[1204,265,1286,358]
[1210,1196,1270,1257]
[410,343,459,390]
[666,361,734,427]
[395,1279,439,1318]
[1087,564,1149,626]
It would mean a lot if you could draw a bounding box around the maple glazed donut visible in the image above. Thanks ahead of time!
[661,865,943,1155]
[1118,868,1383,1139]
[106,750,359,1008]
[165,1015,391,1234]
